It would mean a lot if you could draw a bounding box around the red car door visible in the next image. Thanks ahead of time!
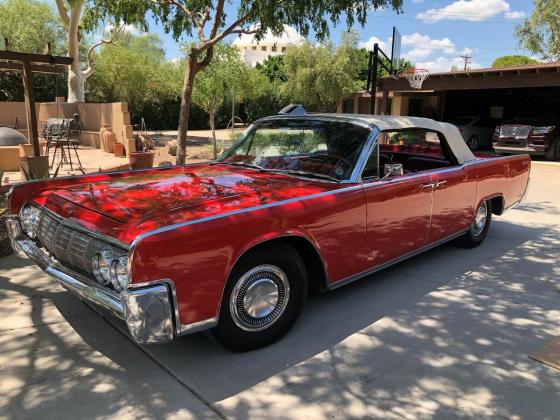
[427,166,477,243]
[362,173,433,267]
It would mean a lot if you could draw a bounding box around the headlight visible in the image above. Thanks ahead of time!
[111,256,129,291]
[92,252,113,285]
[92,252,129,291]
[20,205,41,239]
[533,126,555,135]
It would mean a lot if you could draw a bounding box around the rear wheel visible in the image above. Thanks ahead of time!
[212,242,307,352]
[455,200,492,248]
[545,138,560,161]
[466,135,479,151]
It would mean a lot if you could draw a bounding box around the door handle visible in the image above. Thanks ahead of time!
[434,180,447,188]
[419,183,435,190]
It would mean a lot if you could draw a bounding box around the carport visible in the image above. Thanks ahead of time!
[339,62,560,122]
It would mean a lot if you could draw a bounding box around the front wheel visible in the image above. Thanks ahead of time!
[212,242,308,352]
[455,200,492,248]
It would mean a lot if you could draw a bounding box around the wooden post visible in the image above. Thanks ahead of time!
[21,60,40,157]
[381,90,389,115]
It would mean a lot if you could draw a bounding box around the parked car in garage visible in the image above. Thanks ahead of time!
[449,116,500,151]
[493,119,560,160]
[7,111,531,352]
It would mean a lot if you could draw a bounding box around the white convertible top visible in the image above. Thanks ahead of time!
[316,114,477,164]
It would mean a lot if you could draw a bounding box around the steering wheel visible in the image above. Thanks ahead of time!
[328,155,354,180]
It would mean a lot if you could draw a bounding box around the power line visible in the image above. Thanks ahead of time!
[460,54,472,70]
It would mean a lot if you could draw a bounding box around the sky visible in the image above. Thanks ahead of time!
[100,0,537,72]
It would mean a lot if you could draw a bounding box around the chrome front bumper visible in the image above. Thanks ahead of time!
[6,217,174,344]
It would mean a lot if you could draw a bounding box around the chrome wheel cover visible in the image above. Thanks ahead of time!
[471,202,487,236]
[229,265,290,332]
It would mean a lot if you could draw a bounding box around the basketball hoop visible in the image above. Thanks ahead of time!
[399,68,429,89]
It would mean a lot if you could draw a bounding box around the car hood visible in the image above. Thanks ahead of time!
[41,164,340,243]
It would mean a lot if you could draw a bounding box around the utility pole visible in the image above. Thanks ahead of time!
[460,54,471,71]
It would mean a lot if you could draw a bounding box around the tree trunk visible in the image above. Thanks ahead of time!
[176,55,198,165]
[210,112,217,160]
[66,1,85,103]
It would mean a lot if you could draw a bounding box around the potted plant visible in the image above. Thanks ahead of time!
[129,147,155,169]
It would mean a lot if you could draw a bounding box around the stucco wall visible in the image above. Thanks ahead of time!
[1,100,135,154]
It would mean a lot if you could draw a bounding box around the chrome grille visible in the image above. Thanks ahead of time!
[500,126,531,139]
[34,208,127,278]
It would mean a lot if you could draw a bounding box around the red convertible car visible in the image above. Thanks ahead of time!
[6,112,530,351]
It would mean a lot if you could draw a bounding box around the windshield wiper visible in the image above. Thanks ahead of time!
[222,161,265,171]
[269,169,340,183]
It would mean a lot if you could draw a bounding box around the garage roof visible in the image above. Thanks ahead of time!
[379,61,560,92]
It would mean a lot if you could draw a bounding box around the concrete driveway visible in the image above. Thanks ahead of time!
[1,162,559,419]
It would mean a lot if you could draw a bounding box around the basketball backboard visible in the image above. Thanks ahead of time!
[391,27,401,74]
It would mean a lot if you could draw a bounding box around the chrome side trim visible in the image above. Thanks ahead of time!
[130,184,364,247]
[327,230,467,291]
[178,317,218,335]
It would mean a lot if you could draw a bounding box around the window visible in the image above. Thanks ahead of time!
[220,120,371,181]
[361,128,455,181]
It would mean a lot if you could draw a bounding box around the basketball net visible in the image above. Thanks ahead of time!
[399,68,429,89]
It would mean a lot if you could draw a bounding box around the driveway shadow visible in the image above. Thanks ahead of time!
[2,217,559,418]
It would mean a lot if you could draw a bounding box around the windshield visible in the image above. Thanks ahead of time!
[219,119,371,181]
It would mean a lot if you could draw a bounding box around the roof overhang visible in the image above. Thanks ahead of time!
[378,62,560,92]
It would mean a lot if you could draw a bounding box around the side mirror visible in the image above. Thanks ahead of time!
[383,163,403,179]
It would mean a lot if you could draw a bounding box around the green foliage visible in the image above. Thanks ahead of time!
[283,33,362,112]
[0,0,66,53]
[491,55,539,68]
[192,43,268,156]
[0,0,67,102]
[515,0,560,61]
[87,33,169,118]
[256,55,287,83]
[85,0,403,43]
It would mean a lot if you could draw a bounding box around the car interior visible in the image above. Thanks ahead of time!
[361,128,458,180]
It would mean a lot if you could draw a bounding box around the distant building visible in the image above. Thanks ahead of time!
[233,25,304,67]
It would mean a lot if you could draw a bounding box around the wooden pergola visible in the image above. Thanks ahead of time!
[0,46,73,158]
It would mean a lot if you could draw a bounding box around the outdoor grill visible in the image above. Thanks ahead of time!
[34,207,127,281]
[0,126,28,146]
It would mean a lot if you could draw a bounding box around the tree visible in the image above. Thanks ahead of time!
[0,0,67,102]
[256,55,287,83]
[87,33,166,117]
[55,0,123,103]
[192,43,266,158]
[0,0,65,53]
[87,0,404,165]
[491,55,538,68]
[515,0,560,61]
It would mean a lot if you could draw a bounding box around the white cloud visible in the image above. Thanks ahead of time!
[402,33,456,54]
[415,56,482,72]
[358,36,388,52]
[416,0,524,22]
[104,22,141,35]
[505,11,525,19]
